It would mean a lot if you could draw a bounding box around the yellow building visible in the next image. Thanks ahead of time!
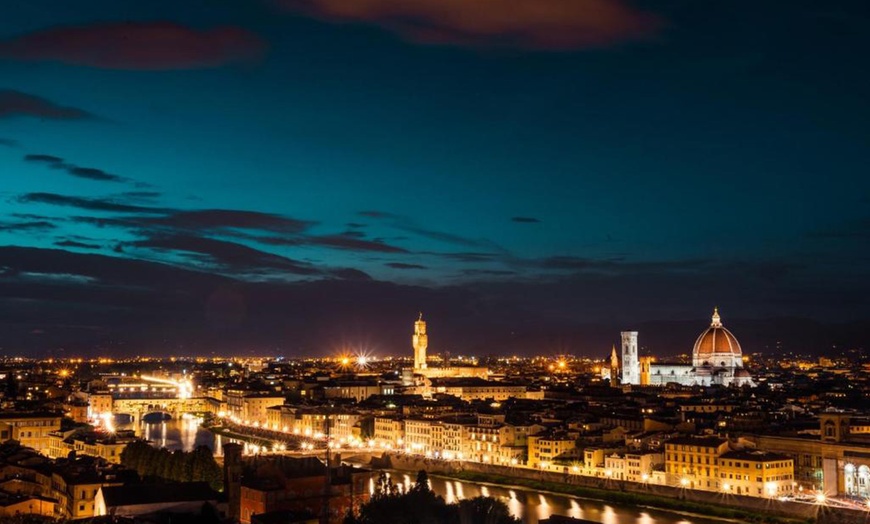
[664,436,729,490]
[718,450,794,497]
[373,416,404,448]
[46,430,135,464]
[403,418,443,456]
[527,431,578,469]
[88,393,113,418]
[0,412,62,454]
[429,378,541,401]
[242,394,285,425]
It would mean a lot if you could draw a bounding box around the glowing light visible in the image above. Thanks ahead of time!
[100,412,115,433]
[722,483,731,491]
[815,493,826,504]
[680,478,689,487]
[641,473,649,482]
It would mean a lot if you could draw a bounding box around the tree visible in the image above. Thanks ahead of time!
[412,470,430,494]
[348,471,521,524]
[453,497,520,524]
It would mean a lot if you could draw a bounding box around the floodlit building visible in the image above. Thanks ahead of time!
[718,450,794,497]
[614,309,756,388]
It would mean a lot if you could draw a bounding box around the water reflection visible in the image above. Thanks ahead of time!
[116,416,228,454]
[377,472,735,524]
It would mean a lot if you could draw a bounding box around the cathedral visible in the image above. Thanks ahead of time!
[607,308,755,387]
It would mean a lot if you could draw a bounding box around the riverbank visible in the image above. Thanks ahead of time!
[442,470,806,524]
[206,424,275,448]
[375,453,859,524]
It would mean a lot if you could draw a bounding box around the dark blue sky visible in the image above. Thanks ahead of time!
[1,0,868,357]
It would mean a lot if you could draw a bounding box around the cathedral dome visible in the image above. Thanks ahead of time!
[692,308,742,368]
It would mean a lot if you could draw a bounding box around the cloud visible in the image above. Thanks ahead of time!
[511,216,540,223]
[358,210,398,219]
[131,234,321,276]
[55,239,101,249]
[435,251,501,263]
[24,154,134,184]
[64,166,126,183]
[277,0,661,50]
[0,90,93,120]
[19,192,166,214]
[0,138,18,147]
[310,235,408,253]
[24,154,63,163]
[0,220,57,232]
[145,209,315,235]
[386,262,427,270]
[0,21,267,70]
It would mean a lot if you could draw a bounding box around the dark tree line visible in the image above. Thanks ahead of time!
[120,441,222,490]
[345,471,520,524]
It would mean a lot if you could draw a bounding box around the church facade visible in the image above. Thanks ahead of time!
[610,308,755,388]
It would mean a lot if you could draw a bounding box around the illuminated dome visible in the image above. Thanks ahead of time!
[692,308,743,368]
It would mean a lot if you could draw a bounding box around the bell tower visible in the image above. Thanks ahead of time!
[413,312,428,370]
[621,331,639,385]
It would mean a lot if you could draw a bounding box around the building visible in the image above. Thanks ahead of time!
[413,312,428,371]
[749,413,870,497]
[46,430,136,464]
[718,450,794,497]
[373,416,404,449]
[403,314,488,384]
[403,418,443,456]
[664,436,730,490]
[95,482,221,517]
[239,458,372,524]
[428,377,541,402]
[0,412,62,454]
[621,331,639,385]
[616,309,755,388]
[528,430,578,469]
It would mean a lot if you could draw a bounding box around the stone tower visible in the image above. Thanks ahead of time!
[413,312,428,370]
[223,443,243,523]
[620,331,639,385]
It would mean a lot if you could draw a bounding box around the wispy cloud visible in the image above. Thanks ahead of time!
[276,0,661,50]
[0,90,94,120]
[0,22,267,70]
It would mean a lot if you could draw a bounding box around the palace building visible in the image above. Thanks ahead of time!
[611,308,755,388]
[402,313,488,386]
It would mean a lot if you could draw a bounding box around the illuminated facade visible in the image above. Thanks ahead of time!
[405,314,488,386]
[413,312,428,370]
[614,308,755,388]
[0,412,61,454]
[718,450,794,497]
[664,436,729,490]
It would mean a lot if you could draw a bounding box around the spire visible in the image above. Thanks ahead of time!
[418,311,423,321]
[711,306,722,327]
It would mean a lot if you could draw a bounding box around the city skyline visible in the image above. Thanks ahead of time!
[1,0,869,355]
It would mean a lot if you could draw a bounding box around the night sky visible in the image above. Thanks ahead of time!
[1,0,869,358]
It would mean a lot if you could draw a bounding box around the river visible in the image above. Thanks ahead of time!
[117,416,235,455]
[381,472,731,524]
[124,419,734,524]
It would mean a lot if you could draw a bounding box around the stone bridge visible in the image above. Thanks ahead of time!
[111,397,213,427]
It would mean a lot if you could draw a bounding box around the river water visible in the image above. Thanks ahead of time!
[383,471,732,524]
[126,419,733,524]
[117,416,229,454]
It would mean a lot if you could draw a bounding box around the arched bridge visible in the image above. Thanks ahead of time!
[111,397,212,428]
